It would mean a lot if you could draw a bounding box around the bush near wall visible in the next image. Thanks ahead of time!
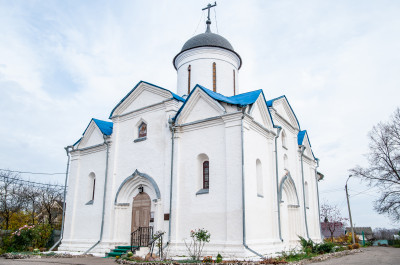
[0,224,52,253]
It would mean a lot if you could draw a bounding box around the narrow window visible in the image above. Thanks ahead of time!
[138,122,147,138]
[92,177,96,201]
[256,159,263,197]
[187,65,191,94]
[212,62,216,92]
[233,70,236,95]
[88,172,96,203]
[203,161,209,189]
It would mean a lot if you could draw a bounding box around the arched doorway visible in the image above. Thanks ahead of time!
[279,173,301,244]
[131,192,151,233]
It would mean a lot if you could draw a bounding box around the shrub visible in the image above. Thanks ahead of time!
[115,255,120,259]
[299,236,334,254]
[127,251,133,257]
[216,253,223,263]
[184,228,211,260]
[316,242,335,254]
[347,245,353,250]
[352,243,360,249]
[299,236,316,254]
[202,256,213,263]
[2,224,52,252]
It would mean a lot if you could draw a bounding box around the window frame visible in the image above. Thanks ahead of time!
[203,161,209,190]
[138,122,147,138]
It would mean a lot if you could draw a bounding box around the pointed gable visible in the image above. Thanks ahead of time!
[175,86,226,124]
[249,94,274,130]
[109,81,184,119]
[77,118,113,148]
[267,95,300,130]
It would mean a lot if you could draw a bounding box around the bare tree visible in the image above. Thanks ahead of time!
[23,184,41,225]
[320,202,348,240]
[37,185,63,228]
[373,228,399,240]
[350,108,400,222]
[0,170,25,230]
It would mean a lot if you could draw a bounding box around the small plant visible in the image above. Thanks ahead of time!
[347,244,353,250]
[127,251,133,257]
[115,255,120,259]
[315,242,335,254]
[184,228,211,260]
[216,253,223,263]
[202,256,213,263]
[352,243,360,249]
[33,248,40,255]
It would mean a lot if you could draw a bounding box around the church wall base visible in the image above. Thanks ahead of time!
[58,239,126,256]
[165,241,299,260]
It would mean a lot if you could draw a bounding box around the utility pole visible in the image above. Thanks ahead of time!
[345,175,356,244]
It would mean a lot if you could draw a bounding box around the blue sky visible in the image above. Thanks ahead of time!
[1,0,399,229]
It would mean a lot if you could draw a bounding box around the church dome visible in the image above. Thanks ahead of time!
[181,31,234,52]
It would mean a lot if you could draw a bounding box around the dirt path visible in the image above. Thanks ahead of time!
[312,246,400,265]
[0,256,116,265]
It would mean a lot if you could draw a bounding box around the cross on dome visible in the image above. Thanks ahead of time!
[202,2,217,32]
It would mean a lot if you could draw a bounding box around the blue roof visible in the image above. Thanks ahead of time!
[174,85,275,126]
[199,85,263,106]
[109,81,185,118]
[92,118,113,135]
[73,118,113,146]
[298,130,307,145]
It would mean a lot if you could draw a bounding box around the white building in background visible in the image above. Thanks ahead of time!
[60,7,323,258]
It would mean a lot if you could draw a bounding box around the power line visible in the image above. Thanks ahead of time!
[213,6,219,34]
[0,175,65,188]
[193,10,205,36]
[0,168,64,175]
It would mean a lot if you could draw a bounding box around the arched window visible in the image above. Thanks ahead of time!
[197,154,210,195]
[203,161,209,189]
[187,65,191,94]
[88,172,96,203]
[305,181,309,208]
[281,130,287,148]
[212,62,217,92]
[138,122,147,138]
[256,159,263,197]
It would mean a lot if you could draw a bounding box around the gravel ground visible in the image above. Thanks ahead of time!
[312,247,400,265]
[0,247,398,265]
[0,256,116,265]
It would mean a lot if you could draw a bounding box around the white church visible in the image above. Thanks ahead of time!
[60,4,323,258]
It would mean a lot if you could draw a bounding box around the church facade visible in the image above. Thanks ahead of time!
[60,12,322,258]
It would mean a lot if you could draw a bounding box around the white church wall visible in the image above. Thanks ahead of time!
[175,122,228,242]
[108,105,175,244]
[243,119,278,246]
[60,146,108,251]
[172,115,244,251]
[175,47,240,97]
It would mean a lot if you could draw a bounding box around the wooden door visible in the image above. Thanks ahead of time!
[131,192,151,233]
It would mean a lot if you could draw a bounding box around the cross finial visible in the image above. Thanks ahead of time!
[202,2,217,33]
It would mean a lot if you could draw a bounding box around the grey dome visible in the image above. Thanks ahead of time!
[181,32,234,52]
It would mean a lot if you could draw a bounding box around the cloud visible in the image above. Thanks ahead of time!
[0,0,399,228]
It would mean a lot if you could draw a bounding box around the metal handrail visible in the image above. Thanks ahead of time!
[130,226,153,252]
[149,232,165,259]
